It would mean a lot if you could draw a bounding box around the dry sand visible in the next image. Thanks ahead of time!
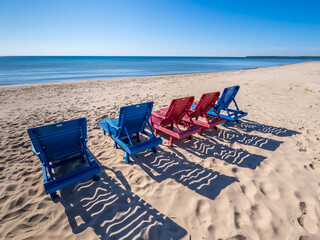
[0,61,320,240]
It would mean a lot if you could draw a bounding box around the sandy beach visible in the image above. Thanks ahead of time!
[0,61,320,240]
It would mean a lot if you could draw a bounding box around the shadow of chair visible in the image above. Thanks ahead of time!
[205,128,283,151]
[133,147,238,200]
[58,168,187,240]
[179,134,267,170]
[226,119,300,137]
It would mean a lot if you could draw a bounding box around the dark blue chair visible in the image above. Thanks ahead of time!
[206,85,247,121]
[27,118,100,199]
[99,102,162,163]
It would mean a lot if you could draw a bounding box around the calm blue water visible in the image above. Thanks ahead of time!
[0,56,318,85]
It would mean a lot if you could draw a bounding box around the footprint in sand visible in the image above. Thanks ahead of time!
[226,235,247,240]
[306,158,320,172]
[259,181,280,200]
[195,199,211,224]
[250,204,272,230]
[298,214,318,234]
[260,161,276,174]
[296,141,307,152]
[240,181,257,203]
[207,224,215,235]
[234,210,252,229]
[299,201,307,214]
[295,196,319,234]
[299,235,313,240]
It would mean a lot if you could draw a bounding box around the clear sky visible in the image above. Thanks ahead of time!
[0,0,319,56]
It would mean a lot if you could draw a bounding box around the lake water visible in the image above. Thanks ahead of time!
[0,56,318,85]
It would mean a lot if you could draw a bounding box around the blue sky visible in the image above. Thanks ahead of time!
[0,0,319,56]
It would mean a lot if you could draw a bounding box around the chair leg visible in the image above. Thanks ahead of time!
[124,153,131,163]
[114,141,118,149]
[136,133,140,142]
[50,192,58,200]
[151,147,157,153]
[168,137,174,147]
[154,129,158,136]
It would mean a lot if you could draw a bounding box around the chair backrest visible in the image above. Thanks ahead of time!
[215,85,240,112]
[27,118,87,163]
[191,92,220,118]
[161,96,194,126]
[117,102,153,137]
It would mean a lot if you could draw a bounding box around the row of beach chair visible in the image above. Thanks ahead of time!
[27,85,247,199]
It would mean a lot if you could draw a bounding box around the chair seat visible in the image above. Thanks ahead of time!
[192,118,226,128]
[44,161,100,194]
[219,111,248,121]
[128,137,163,155]
[207,108,248,121]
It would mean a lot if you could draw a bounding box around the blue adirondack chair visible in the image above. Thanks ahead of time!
[99,102,162,163]
[206,85,248,121]
[27,118,100,199]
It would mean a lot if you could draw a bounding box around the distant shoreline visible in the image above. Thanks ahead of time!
[1,61,319,88]
[1,57,319,86]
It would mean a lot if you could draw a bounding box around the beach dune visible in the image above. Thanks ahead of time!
[0,62,320,239]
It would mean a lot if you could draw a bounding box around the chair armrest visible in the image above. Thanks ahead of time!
[80,137,92,166]
[31,143,40,156]
[105,118,120,130]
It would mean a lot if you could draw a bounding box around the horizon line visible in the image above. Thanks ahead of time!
[1,55,320,58]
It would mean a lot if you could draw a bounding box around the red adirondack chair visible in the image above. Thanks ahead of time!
[150,96,201,146]
[187,92,226,134]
